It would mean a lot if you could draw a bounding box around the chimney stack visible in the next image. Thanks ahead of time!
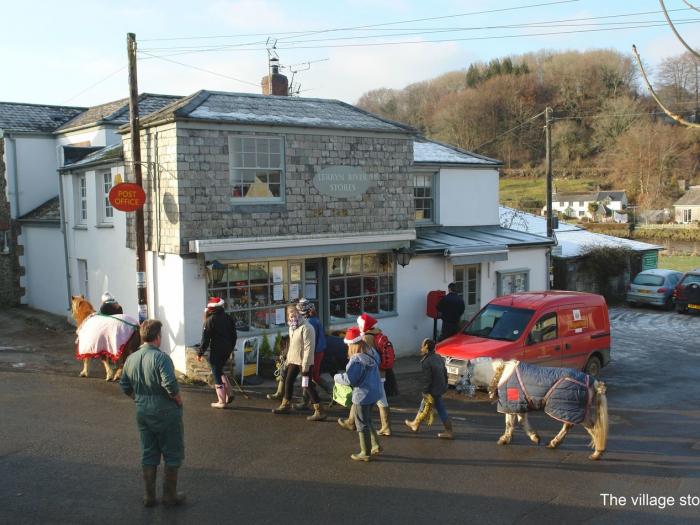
[261,57,289,96]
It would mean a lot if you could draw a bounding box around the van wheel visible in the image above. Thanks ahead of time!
[584,356,602,377]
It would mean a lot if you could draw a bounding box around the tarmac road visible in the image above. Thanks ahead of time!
[0,306,699,524]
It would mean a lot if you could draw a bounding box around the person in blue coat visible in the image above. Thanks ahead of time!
[334,327,383,462]
[120,320,185,507]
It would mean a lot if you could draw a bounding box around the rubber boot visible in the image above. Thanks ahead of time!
[378,406,392,436]
[211,385,227,408]
[162,465,186,506]
[294,389,311,411]
[272,399,291,414]
[267,378,284,400]
[438,420,454,440]
[350,430,372,462]
[370,428,382,456]
[405,397,433,432]
[142,465,157,507]
[337,404,356,431]
[221,375,234,404]
[307,403,327,422]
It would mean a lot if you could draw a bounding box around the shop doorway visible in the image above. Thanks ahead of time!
[304,259,326,325]
[454,264,481,321]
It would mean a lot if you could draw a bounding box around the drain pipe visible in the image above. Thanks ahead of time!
[56,146,73,310]
[5,134,20,218]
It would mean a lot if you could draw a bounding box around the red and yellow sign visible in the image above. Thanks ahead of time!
[108,183,146,212]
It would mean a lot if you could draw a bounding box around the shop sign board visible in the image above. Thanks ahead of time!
[313,166,371,198]
[109,183,146,212]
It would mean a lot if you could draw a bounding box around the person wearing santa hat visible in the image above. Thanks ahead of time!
[197,297,237,408]
[334,326,383,461]
[338,313,394,436]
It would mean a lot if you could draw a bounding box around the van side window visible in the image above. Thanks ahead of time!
[532,312,558,342]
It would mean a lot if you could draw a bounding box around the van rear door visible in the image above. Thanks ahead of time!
[520,310,562,367]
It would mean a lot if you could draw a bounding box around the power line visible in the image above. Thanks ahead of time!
[140,0,581,42]
[473,111,546,152]
[61,65,128,104]
[138,51,260,87]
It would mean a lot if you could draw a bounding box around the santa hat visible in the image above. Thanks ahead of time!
[101,292,116,304]
[343,326,363,345]
[207,297,225,309]
[357,313,377,333]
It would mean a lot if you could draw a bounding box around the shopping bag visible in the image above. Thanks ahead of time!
[332,383,353,408]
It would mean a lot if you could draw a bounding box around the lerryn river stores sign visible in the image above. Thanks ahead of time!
[313,166,371,198]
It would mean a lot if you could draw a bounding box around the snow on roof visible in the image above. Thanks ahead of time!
[413,140,500,165]
[499,206,660,258]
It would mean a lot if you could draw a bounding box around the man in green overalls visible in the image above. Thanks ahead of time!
[120,319,186,507]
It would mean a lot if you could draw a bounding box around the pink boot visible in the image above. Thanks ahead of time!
[221,375,234,404]
[211,385,227,408]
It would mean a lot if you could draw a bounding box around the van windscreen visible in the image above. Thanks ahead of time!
[464,305,534,341]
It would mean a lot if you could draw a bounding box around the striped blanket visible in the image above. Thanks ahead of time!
[76,314,138,362]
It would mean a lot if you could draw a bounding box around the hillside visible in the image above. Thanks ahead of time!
[357,49,700,209]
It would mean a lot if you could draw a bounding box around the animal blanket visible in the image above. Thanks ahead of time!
[76,314,138,362]
[497,362,592,425]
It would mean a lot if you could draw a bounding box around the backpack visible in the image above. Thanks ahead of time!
[373,333,395,371]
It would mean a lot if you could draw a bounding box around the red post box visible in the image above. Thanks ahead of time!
[426,290,446,319]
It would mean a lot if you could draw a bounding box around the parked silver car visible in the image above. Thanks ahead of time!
[627,269,683,309]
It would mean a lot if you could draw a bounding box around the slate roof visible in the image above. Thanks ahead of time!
[413,139,501,166]
[61,143,123,170]
[498,206,660,258]
[18,196,61,224]
[674,186,700,207]
[0,102,86,133]
[415,224,553,254]
[134,90,416,133]
[553,190,627,203]
[57,94,181,132]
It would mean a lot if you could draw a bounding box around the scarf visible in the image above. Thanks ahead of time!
[288,312,300,330]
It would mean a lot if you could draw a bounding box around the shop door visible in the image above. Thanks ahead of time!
[454,264,480,322]
[304,259,326,326]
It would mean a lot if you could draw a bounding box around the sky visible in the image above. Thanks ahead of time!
[2,0,699,108]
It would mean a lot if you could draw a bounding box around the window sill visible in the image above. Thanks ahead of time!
[95,223,114,229]
[73,225,88,230]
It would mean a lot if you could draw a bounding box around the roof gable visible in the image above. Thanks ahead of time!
[134,90,415,134]
[0,102,86,133]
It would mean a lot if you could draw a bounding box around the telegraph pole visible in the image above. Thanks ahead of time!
[545,106,554,238]
[127,33,148,323]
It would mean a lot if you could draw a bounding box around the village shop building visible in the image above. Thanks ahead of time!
[26,89,553,375]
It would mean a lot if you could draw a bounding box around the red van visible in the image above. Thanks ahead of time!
[436,291,611,385]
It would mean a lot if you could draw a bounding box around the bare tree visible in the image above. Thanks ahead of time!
[632,0,700,128]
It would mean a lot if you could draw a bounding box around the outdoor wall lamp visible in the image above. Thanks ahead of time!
[394,246,414,268]
[206,260,226,283]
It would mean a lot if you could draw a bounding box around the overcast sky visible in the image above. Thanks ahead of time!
[3,0,699,107]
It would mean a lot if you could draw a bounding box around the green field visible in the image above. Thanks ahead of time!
[658,255,700,272]
[500,176,603,210]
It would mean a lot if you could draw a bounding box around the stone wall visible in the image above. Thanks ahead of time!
[0,139,21,307]
[126,125,415,254]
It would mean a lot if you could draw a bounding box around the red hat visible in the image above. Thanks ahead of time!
[344,326,363,345]
[357,313,377,333]
[207,297,225,308]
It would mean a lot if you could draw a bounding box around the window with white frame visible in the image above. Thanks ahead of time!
[329,253,396,322]
[0,230,10,254]
[683,209,692,223]
[77,259,89,298]
[414,173,436,222]
[76,175,87,225]
[229,136,284,203]
[98,171,114,223]
[497,269,530,296]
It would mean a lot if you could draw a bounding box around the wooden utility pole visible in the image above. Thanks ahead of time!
[545,106,554,238]
[127,32,148,323]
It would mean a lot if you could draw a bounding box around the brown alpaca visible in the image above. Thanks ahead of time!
[71,295,140,381]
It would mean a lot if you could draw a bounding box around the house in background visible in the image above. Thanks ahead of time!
[545,190,628,223]
[673,185,700,223]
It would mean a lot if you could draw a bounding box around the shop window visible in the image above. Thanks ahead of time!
[229,136,284,203]
[414,172,436,223]
[329,253,395,322]
[207,260,303,333]
[97,171,114,224]
[497,269,529,296]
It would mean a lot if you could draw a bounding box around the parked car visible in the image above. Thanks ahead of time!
[437,291,611,385]
[626,269,683,310]
[674,268,700,314]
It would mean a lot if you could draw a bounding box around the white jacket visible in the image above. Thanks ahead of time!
[287,320,315,372]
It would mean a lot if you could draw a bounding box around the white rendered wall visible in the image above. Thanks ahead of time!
[438,167,500,226]
[11,136,58,217]
[56,126,119,148]
[483,247,548,304]
[21,226,68,315]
